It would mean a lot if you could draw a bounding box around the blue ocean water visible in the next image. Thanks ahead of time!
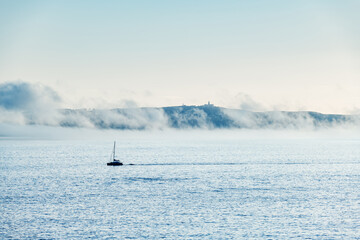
[1,133,360,239]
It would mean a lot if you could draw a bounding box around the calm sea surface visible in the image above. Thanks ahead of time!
[1,133,360,239]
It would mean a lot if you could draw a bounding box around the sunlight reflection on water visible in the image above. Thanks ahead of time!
[1,136,360,239]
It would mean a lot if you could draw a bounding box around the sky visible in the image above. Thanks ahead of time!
[1,0,360,114]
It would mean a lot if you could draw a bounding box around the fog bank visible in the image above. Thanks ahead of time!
[1,81,360,132]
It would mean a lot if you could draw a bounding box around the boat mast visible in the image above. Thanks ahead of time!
[113,141,116,160]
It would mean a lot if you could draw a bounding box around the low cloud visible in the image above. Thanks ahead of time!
[1,81,359,133]
[232,93,265,112]
[64,108,169,130]
[0,81,169,130]
[0,81,61,111]
[0,81,62,125]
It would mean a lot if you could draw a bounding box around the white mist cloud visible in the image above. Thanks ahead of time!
[0,81,62,125]
[221,108,360,130]
[0,110,26,125]
[228,93,266,112]
[0,81,60,110]
[85,108,168,130]
[0,81,170,130]
[1,81,359,134]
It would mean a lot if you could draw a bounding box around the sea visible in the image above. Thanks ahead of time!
[1,130,360,239]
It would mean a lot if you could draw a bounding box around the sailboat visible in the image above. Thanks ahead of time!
[107,141,123,166]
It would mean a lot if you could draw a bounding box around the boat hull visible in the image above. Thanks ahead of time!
[107,162,123,166]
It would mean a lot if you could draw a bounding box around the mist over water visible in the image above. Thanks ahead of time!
[1,81,360,132]
[1,82,360,238]
[2,0,360,237]
[1,81,360,238]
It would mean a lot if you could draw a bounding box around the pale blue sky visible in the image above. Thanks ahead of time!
[1,0,360,113]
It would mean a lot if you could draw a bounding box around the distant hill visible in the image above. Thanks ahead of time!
[53,104,359,130]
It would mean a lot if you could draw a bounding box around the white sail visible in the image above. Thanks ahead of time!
[113,141,116,160]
